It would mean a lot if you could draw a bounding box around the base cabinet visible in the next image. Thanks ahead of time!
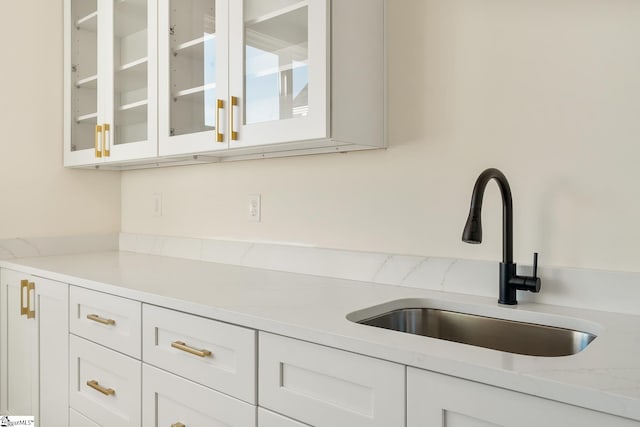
[407,368,640,427]
[259,332,405,427]
[0,269,68,427]
[142,364,256,426]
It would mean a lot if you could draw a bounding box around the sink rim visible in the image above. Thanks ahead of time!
[346,298,603,356]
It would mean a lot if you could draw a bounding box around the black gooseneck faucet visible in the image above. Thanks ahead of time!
[462,168,541,305]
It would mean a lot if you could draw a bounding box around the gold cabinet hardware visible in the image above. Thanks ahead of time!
[230,96,238,141]
[20,280,28,316]
[102,123,111,157]
[171,423,186,427]
[87,380,115,396]
[26,281,35,319]
[171,341,212,358]
[87,314,116,326]
[95,125,103,158]
[216,99,224,143]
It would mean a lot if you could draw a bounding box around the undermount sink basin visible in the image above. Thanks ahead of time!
[349,303,597,357]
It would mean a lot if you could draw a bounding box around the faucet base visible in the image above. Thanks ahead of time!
[499,262,518,305]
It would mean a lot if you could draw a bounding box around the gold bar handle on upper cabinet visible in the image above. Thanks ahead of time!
[171,341,212,358]
[230,96,238,141]
[86,380,115,396]
[171,424,186,427]
[26,281,35,319]
[102,123,111,157]
[20,280,29,316]
[87,314,116,326]
[95,125,103,158]
[216,99,224,143]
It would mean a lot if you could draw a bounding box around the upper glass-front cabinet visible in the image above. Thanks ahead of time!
[158,0,229,156]
[227,0,327,149]
[158,0,327,156]
[64,0,157,166]
[65,0,386,167]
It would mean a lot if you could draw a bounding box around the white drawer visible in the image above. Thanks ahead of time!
[70,335,141,427]
[259,332,405,427]
[258,408,310,427]
[70,286,141,358]
[70,408,100,427]
[142,304,257,403]
[142,363,257,427]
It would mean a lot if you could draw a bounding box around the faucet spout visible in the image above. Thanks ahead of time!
[462,168,540,305]
[461,168,513,264]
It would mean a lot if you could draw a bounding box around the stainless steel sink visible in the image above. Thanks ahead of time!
[356,307,596,357]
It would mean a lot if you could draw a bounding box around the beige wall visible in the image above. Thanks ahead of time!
[122,0,640,273]
[0,1,120,238]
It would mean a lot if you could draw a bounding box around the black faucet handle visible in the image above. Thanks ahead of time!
[532,252,538,277]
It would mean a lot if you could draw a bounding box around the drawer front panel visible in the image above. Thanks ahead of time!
[259,332,405,427]
[142,304,257,403]
[70,286,141,358]
[69,335,141,427]
[142,364,256,427]
[258,408,310,427]
[70,408,100,427]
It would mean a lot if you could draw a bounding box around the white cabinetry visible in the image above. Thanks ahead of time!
[69,335,142,427]
[64,0,157,167]
[64,0,386,169]
[68,287,142,426]
[0,269,69,427]
[159,0,386,161]
[141,304,258,425]
[407,368,640,427]
[142,364,256,427]
[142,304,257,403]
[259,332,405,427]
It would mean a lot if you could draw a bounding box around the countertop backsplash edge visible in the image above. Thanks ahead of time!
[119,232,640,316]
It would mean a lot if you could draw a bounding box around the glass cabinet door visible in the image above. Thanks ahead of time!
[228,0,327,148]
[66,0,156,166]
[158,0,229,156]
[68,0,100,162]
[106,0,157,161]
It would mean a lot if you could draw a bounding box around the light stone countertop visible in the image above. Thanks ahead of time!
[2,251,640,422]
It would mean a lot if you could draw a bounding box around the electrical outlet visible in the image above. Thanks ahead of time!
[248,194,261,222]
[152,193,163,217]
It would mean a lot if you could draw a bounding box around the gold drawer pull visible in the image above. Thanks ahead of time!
[87,380,115,396]
[172,423,186,427]
[171,341,212,358]
[87,314,116,326]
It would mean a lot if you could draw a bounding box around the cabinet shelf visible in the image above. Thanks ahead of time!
[173,34,216,57]
[119,99,148,112]
[75,112,98,124]
[76,74,98,89]
[245,1,307,27]
[118,57,148,73]
[173,83,216,100]
[117,100,148,126]
[114,0,147,37]
[245,2,308,58]
[116,58,148,92]
[76,11,98,32]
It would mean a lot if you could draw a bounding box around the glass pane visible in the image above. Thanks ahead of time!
[70,0,98,152]
[244,0,309,125]
[169,0,217,137]
[114,0,149,145]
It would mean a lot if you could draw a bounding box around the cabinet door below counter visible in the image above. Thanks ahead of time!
[407,367,640,427]
[0,269,68,427]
